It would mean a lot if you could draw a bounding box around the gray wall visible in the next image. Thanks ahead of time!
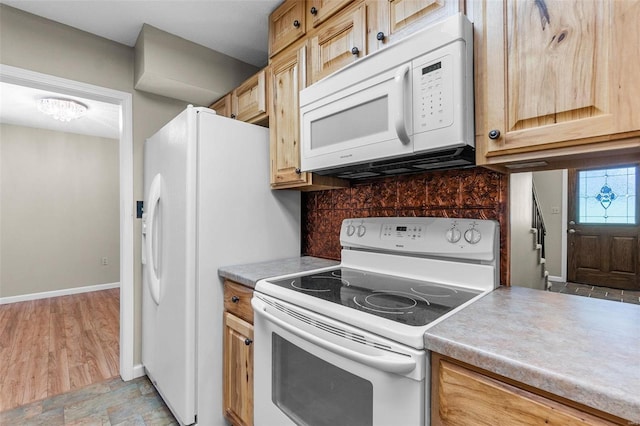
[532,170,565,278]
[1,124,119,296]
[0,4,188,363]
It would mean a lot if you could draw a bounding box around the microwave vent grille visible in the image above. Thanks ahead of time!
[314,145,475,180]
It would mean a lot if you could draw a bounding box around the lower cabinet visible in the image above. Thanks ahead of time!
[223,280,254,426]
[431,354,626,426]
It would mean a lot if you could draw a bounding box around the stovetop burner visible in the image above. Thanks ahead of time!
[268,268,481,326]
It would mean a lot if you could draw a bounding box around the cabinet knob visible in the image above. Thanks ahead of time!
[351,47,360,56]
[293,20,300,28]
[295,168,301,174]
[230,113,236,119]
[376,32,385,41]
[244,338,253,346]
[231,295,240,303]
[488,129,501,139]
[310,6,317,15]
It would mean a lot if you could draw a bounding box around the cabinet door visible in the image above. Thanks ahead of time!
[432,356,622,425]
[269,0,306,58]
[269,45,350,190]
[366,0,463,54]
[476,0,640,167]
[209,93,232,118]
[232,69,268,125]
[223,312,254,426]
[309,4,366,84]
[307,0,354,28]
[270,45,309,187]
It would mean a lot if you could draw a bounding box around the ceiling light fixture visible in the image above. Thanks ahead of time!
[37,98,88,122]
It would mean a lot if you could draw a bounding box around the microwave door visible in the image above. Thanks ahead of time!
[300,62,413,173]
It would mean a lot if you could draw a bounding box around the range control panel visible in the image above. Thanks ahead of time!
[340,217,498,262]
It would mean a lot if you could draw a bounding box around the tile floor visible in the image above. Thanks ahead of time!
[0,375,177,425]
[548,281,640,304]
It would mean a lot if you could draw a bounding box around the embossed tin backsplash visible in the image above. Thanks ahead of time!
[301,168,510,286]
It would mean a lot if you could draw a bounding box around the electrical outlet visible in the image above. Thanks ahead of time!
[102,257,108,266]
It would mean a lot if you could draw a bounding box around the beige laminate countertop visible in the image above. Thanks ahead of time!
[218,256,339,288]
[424,286,640,423]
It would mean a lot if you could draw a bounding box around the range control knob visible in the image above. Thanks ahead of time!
[464,228,482,244]
[346,224,356,236]
[445,227,462,243]
[357,224,367,237]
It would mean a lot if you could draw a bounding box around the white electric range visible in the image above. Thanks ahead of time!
[252,217,499,426]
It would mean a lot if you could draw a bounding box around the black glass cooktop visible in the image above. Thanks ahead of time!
[267,267,482,326]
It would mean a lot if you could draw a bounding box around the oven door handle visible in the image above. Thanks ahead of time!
[252,298,417,375]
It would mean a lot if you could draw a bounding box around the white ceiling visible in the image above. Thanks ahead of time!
[0,0,281,138]
[0,81,121,139]
[1,0,281,67]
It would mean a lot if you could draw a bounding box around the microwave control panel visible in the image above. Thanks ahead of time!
[414,53,454,132]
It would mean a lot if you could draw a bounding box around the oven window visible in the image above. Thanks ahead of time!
[273,334,373,426]
[310,96,388,150]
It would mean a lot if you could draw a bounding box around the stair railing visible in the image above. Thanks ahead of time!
[532,184,547,259]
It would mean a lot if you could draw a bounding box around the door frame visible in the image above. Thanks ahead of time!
[558,170,568,283]
[0,64,137,381]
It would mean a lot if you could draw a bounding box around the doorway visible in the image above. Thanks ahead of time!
[0,65,135,381]
[567,166,639,291]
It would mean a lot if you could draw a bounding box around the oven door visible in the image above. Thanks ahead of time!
[300,61,413,174]
[252,293,427,426]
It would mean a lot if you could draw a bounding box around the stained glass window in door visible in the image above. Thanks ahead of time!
[578,166,636,224]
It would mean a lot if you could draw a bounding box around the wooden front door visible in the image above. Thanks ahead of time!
[567,166,640,290]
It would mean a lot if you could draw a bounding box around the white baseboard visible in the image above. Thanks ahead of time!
[125,364,146,380]
[548,276,564,283]
[0,282,120,305]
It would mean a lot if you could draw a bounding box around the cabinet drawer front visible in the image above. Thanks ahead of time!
[224,280,254,323]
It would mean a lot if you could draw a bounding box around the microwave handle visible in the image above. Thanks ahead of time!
[252,297,417,375]
[394,64,411,145]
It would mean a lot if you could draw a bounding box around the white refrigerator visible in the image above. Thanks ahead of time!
[142,106,301,426]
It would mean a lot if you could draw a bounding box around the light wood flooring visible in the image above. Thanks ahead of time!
[0,288,120,412]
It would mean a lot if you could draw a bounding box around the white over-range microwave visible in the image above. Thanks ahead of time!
[300,13,474,179]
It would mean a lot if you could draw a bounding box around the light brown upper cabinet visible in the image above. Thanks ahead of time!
[232,68,269,125]
[365,0,464,53]
[269,0,306,58]
[209,93,232,118]
[307,0,354,28]
[309,3,366,84]
[475,0,640,170]
[270,45,308,187]
[269,43,348,190]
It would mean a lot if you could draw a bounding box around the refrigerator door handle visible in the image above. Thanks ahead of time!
[145,173,162,305]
